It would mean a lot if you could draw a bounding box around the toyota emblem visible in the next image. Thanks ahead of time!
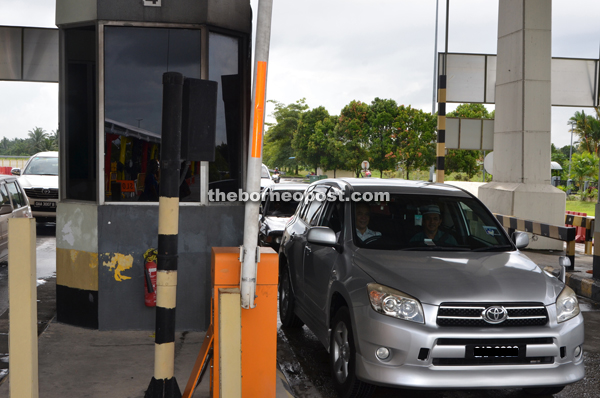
[42,189,51,195]
[482,306,508,324]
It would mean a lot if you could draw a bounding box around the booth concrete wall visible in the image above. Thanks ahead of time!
[57,203,245,330]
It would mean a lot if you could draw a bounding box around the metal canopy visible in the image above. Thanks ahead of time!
[438,53,599,107]
[0,26,58,83]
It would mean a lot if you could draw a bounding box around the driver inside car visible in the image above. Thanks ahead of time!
[355,202,381,241]
[410,204,458,246]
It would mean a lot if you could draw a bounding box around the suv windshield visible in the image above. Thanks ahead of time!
[23,157,58,176]
[353,194,513,251]
[261,165,271,179]
[266,191,301,217]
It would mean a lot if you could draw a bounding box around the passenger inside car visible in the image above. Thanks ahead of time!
[410,204,457,246]
[355,202,381,241]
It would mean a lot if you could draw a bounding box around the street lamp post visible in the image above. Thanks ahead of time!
[567,121,575,195]
[568,120,574,179]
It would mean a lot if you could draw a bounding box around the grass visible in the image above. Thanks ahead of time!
[565,200,596,217]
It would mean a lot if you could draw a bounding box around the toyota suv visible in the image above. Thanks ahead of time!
[279,178,584,397]
[12,151,59,222]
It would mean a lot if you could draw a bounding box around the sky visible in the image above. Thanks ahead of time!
[1,0,599,148]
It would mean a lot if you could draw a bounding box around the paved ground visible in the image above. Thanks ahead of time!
[0,220,598,397]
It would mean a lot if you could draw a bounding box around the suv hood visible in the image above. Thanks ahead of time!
[18,175,58,189]
[353,250,563,305]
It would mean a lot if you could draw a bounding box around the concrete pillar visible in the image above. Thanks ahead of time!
[479,0,565,250]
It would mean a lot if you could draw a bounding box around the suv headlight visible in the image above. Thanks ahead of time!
[556,286,580,323]
[367,283,424,324]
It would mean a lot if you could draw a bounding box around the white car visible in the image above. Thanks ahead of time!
[260,163,275,191]
[12,151,59,223]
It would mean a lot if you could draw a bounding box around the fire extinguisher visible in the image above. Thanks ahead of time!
[143,248,158,307]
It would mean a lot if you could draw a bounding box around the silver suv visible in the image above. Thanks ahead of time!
[279,178,584,397]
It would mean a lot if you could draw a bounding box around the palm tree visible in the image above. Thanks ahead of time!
[569,110,600,154]
[28,127,48,153]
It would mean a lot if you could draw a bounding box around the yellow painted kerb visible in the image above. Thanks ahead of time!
[581,279,593,299]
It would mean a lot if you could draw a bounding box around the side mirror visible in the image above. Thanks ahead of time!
[11,168,20,176]
[558,256,571,283]
[307,226,337,246]
[0,204,12,215]
[512,231,529,249]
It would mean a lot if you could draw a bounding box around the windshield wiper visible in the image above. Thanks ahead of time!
[471,245,514,252]
[400,246,466,251]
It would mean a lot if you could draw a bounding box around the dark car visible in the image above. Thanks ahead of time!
[259,183,307,252]
[279,178,583,398]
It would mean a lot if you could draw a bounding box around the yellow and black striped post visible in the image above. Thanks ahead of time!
[495,214,577,269]
[565,213,595,254]
[146,72,183,398]
[436,74,446,183]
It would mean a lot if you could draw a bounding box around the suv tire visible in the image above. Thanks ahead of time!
[279,266,304,328]
[330,307,376,398]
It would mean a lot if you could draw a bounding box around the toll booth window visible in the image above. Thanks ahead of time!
[208,32,242,195]
[103,26,201,202]
[65,26,97,201]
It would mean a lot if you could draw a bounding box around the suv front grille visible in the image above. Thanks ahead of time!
[437,303,548,327]
[23,187,59,199]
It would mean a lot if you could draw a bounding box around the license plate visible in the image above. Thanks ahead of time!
[473,345,519,358]
[35,201,56,208]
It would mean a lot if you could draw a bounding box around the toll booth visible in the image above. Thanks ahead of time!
[55,0,252,330]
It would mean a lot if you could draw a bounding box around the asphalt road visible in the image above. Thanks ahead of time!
[1,221,599,397]
[277,299,600,398]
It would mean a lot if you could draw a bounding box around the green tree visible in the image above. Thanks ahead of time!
[448,103,491,119]
[551,143,569,178]
[28,126,48,153]
[569,109,600,154]
[0,137,9,153]
[392,105,437,179]
[367,98,399,177]
[315,116,344,177]
[293,106,331,173]
[571,151,599,198]
[445,150,480,179]
[336,101,370,177]
[263,99,308,174]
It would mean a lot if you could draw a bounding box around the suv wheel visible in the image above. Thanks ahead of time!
[278,267,304,328]
[330,307,376,398]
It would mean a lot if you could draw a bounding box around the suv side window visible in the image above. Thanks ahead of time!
[7,181,25,208]
[297,186,315,221]
[0,184,11,207]
[304,188,328,226]
[320,199,344,234]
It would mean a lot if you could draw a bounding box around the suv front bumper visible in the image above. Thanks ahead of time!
[352,303,585,389]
